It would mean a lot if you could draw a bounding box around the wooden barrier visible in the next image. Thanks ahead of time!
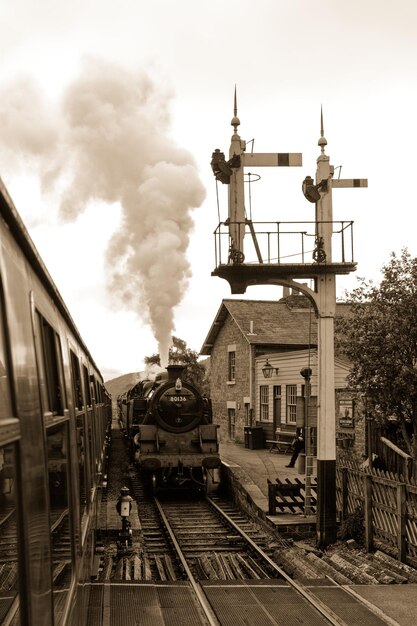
[268,477,317,515]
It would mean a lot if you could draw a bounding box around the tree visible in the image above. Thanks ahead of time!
[144,336,209,392]
[337,249,417,461]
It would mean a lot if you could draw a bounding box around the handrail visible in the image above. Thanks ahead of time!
[380,436,412,460]
[213,220,355,266]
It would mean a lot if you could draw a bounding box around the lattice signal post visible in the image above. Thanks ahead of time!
[210,99,367,547]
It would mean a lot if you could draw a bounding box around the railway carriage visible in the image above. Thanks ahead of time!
[0,178,111,625]
[119,365,221,493]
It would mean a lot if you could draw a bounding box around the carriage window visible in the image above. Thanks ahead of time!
[90,376,98,403]
[0,443,20,621]
[0,281,13,420]
[35,312,65,415]
[70,351,83,410]
[82,365,91,406]
[46,423,73,623]
[70,351,87,521]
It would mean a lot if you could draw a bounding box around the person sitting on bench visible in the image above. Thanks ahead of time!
[286,429,304,468]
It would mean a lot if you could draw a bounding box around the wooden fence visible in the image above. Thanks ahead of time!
[337,460,417,566]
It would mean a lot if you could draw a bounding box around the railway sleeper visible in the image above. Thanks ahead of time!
[199,554,219,579]
[154,555,167,580]
[340,550,397,584]
[326,553,379,584]
[246,554,270,578]
[233,554,259,579]
[229,554,246,578]
[305,552,352,585]
[218,554,235,580]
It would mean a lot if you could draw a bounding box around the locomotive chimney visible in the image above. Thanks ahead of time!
[166,364,186,382]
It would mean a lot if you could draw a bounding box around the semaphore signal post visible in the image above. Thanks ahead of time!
[210,95,367,547]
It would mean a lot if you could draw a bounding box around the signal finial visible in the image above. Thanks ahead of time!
[318,105,327,154]
[231,85,240,135]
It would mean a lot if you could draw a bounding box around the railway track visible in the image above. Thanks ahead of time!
[93,424,417,625]
[96,429,417,625]
[155,495,279,579]
[149,493,354,626]
[102,477,357,625]
[0,508,18,592]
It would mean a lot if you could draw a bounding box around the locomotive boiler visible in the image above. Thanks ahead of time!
[120,364,220,492]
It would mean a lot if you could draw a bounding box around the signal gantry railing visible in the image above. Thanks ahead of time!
[213,220,355,267]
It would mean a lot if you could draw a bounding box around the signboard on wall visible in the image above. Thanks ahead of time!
[338,399,354,428]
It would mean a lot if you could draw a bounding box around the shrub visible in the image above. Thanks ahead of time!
[338,508,364,543]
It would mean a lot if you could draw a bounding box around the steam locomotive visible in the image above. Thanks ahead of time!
[118,364,221,492]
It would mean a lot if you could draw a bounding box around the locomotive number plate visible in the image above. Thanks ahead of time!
[170,396,188,402]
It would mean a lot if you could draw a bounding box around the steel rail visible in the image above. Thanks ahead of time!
[206,496,349,626]
[154,497,220,626]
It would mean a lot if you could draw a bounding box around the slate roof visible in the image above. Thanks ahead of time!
[200,297,318,355]
[200,296,352,355]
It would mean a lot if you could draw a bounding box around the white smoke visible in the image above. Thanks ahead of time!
[0,59,206,366]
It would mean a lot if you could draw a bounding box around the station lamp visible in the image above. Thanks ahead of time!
[262,359,279,378]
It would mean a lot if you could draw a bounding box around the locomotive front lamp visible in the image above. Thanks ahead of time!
[262,359,279,378]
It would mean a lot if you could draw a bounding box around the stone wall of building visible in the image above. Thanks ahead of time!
[209,315,251,443]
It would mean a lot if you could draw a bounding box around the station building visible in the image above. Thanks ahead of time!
[200,294,362,456]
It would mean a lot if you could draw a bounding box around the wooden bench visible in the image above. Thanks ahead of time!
[265,430,295,454]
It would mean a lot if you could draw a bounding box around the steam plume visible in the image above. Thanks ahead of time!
[0,59,206,366]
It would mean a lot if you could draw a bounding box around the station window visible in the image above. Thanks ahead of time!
[0,443,20,621]
[35,311,66,415]
[228,351,236,382]
[46,422,73,622]
[259,385,269,421]
[286,385,297,424]
[228,408,236,441]
[244,403,251,426]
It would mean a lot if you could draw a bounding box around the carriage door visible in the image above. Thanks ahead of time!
[273,386,281,433]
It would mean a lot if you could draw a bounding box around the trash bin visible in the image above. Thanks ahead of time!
[248,427,264,450]
[244,426,250,448]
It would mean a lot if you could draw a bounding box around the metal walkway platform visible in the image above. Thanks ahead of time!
[86,578,396,626]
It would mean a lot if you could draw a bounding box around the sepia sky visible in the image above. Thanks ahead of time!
[1,0,417,379]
